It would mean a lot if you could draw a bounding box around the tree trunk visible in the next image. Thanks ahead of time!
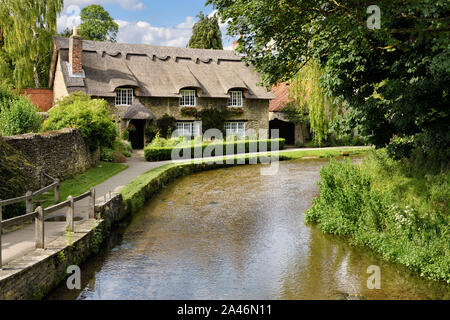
[33,54,40,88]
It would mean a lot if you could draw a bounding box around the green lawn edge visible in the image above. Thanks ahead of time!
[37,162,128,208]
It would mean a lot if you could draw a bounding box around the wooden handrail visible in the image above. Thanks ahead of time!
[44,200,70,215]
[0,194,29,206]
[0,186,97,269]
[32,181,59,197]
[2,210,38,229]
[73,190,91,202]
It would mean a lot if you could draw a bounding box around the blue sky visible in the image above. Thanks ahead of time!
[58,0,235,49]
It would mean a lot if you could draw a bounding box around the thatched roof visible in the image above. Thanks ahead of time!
[122,101,156,120]
[52,37,275,100]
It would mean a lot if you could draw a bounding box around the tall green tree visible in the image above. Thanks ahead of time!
[78,4,119,42]
[208,0,450,160]
[0,0,63,89]
[188,12,223,49]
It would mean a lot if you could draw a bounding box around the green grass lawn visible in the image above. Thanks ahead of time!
[279,146,371,159]
[36,162,128,208]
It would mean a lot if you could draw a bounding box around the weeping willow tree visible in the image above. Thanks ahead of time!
[0,0,64,89]
[288,60,342,146]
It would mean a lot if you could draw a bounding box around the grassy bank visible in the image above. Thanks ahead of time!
[37,162,128,208]
[278,146,370,159]
[305,149,449,283]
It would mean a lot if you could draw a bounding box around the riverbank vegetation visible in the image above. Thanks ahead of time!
[210,0,449,283]
[306,150,449,283]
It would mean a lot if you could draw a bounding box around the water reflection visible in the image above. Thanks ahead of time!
[47,158,449,300]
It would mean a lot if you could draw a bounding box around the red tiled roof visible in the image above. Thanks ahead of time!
[269,82,291,112]
[21,88,54,112]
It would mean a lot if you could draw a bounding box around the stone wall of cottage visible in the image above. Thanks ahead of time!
[3,128,100,181]
[108,96,270,139]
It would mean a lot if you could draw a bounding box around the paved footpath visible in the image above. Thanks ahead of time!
[1,146,363,265]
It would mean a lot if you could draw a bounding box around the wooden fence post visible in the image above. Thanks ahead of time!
[26,191,33,214]
[66,196,74,232]
[35,206,44,249]
[0,203,3,269]
[89,188,95,219]
[54,180,60,204]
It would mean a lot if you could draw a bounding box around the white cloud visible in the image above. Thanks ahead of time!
[57,6,233,49]
[57,0,145,32]
[115,16,195,47]
[64,0,145,11]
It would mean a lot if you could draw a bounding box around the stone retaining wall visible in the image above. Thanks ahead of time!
[3,128,100,181]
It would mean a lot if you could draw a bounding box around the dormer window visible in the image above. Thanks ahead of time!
[180,89,196,106]
[115,88,134,106]
[228,91,243,107]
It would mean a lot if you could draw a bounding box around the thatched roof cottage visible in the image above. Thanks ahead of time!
[49,30,274,148]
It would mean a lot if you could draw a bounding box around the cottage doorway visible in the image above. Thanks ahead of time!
[129,119,146,149]
[269,119,295,145]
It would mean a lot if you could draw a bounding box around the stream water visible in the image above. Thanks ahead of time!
[47,158,449,300]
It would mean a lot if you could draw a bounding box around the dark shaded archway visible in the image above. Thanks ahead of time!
[129,119,146,149]
[269,119,295,145]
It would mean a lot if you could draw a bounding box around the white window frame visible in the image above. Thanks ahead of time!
[176,121,201,137]
[115,88,134,106]
[180,89,197,107]
[225,122,246,138]
[228,91,243,107]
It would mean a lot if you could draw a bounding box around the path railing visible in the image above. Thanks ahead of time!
[0,174,96,269]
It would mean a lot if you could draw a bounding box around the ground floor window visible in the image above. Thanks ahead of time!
[176,121,201,137]
[225,121,246,138]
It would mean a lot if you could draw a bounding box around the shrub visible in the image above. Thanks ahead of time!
[198,107,230,135]
[156,114,176,138]
[144,122,158,143]
[0,94,42,136]
[305,150,450,282]
[42,92,117,150]
[144,138,285,161]
[114,139,132,157]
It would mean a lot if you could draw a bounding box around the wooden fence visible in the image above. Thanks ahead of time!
[0,174,96,269]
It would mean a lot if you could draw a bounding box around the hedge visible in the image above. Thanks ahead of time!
[144,138,285,161]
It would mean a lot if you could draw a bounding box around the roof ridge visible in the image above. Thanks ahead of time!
[54,36,239,57]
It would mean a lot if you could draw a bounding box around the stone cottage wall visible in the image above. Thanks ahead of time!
[107,96,270,138]
[3,128,100,181]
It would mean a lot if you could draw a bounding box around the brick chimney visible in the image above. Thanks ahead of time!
[69,27,83,75]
